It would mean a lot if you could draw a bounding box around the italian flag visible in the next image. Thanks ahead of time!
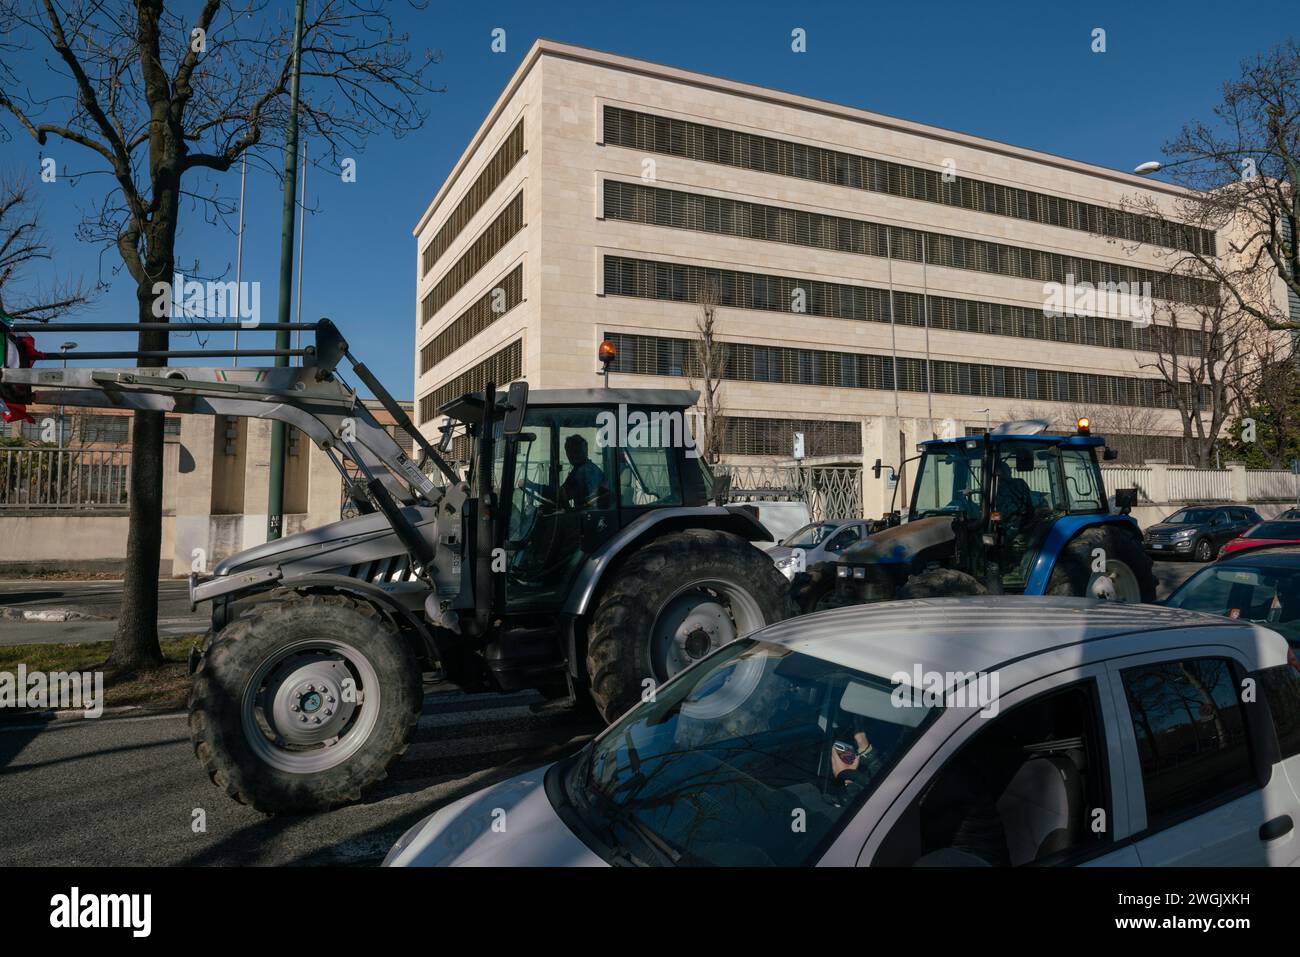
[0,311,40,424]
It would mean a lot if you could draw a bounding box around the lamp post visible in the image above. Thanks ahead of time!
[59,341,77,447]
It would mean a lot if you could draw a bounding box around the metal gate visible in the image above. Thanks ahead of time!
[719,464,862,522]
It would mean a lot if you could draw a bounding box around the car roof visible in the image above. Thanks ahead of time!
[1216,545,1300,564]
[754,596,1276,678]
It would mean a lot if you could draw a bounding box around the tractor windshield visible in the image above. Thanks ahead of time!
[911,443,984,521]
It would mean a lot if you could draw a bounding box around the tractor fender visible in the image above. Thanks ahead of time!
[249,574,452,667]
[1023,515,1143,595]
[562,506,772,618]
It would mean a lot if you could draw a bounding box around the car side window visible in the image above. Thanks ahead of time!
[826,525,863,553]
[873,681,1111,866]
[1120,658,1253,830]
[1259,665,1300,759]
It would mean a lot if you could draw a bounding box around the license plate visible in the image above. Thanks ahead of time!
[1151,544,1165,550]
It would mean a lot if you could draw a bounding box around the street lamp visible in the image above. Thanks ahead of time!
[976,408,991,431]
[1133,161,1165,175]
[59,341,77,447]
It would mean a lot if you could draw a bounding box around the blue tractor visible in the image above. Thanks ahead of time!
[791,419,1155,610]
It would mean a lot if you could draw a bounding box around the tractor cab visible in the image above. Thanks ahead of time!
[910,423,1111,591]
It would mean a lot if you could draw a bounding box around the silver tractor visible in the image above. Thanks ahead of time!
[1,319,794,812]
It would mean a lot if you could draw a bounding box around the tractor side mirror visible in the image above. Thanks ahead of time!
[1103,448,1119,461]
[1114,488,1137,515]
[437,421,455,453]
[502,381,529,435]
[1014,451,1034,472]
[872,457,883,479]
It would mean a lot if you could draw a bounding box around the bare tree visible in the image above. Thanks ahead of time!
[1139,300,1269,468]
[0,173,91,322]
[1012,401,1170,463]
[689,275,726,464]
[0,0,439,675]
[1117,40,1300,334]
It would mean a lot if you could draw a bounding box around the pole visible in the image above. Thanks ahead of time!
[232,153,247,367]
[267,0,306,541]
[295,140,307,363]
[920,232,934,435]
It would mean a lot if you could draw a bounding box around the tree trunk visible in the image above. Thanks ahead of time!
[104,277,169,675]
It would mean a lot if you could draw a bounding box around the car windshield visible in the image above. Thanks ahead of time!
[785,522,839,548]
[911,442,984,519]
[1247,521,1300,539]
[1167,508,1214,524]
[1167,562,1300,641]
[566,640,936,866]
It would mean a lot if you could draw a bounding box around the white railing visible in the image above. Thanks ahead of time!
[1100,466,1153,502]
[1167,467,1232,502]
[1245,469,1299,502]
[0,447,131,509]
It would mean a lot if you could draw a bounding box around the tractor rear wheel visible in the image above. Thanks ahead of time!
[189,593,422,814]
[585,529,798,723]
[1046,526,1156,603]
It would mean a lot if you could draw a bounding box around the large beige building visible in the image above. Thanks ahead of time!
[413,40,1222,512]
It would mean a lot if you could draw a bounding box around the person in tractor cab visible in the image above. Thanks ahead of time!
[559,434,608,509]
[994,458,1036,540]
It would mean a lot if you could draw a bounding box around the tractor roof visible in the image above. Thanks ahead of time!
[440,387,700,424]
[920,433,1105,449]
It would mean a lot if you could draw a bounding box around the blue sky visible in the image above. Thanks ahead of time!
[4,0,1294,396]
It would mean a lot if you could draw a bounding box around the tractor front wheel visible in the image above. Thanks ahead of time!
[585,529,797,723]
[189,593,422,814]
[1046,526,1156,603]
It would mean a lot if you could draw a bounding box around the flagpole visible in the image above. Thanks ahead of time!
[294,140,307,363]
[232,152,247,367]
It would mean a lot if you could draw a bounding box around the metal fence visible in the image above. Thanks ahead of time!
[1100,466,1153,502]
[0,447,131,509]
[719,464,863,522]
[1167,467,1233,503]
[1246,469,1300,503]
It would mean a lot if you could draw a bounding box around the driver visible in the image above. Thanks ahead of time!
[559,435,607,509]
[994,458,1035,537]
[827,730,884,804]
[517,434,608,510]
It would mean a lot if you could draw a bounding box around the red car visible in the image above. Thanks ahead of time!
[1220,519,1300,557]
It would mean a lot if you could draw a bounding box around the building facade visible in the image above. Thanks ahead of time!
[413,41,1224,515]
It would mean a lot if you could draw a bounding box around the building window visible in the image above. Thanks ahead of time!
[603,105,1216,258]
[601,330,1207,412]
[420,264,523,374]
[602,255,1209,356]
[602,181,1217,308]
[422,121,524,276]
[417,338,523,424]
[421,191,524,324]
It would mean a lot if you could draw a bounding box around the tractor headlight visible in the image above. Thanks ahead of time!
[837,566,849,578]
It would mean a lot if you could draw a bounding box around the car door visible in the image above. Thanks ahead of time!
[848,665,1142,867]
[1105,650,1300,866]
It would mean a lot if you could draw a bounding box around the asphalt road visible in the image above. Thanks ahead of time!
[0,579,206,645]
[0,560,1202,867]
[0,682,600,866]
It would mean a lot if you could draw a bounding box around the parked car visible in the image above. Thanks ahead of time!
[1277,507,1300,521]
[1221,520,1300,558]
[1143,505,1262,562]
[384,597,1300,867]
[1165,547,1300,643]
[767,519,873,580]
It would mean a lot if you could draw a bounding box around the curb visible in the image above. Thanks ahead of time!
[0,606,107,623]
[0,704,187,726]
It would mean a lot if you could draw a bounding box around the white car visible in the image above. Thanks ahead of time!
[384,597,1300,867]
